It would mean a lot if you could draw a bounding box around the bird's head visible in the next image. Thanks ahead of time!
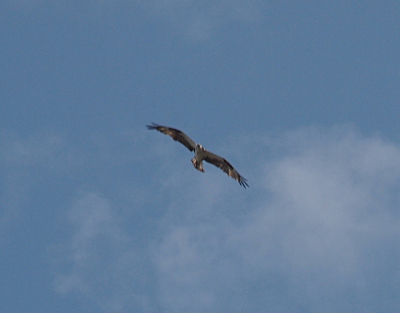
[196,144,204,151]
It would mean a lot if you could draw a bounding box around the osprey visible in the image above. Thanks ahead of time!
[146,123,249,188]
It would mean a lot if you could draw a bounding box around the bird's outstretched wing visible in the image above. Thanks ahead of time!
[203,150,249,188]
[146,123,196,152]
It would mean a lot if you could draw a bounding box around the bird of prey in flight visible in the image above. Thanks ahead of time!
[147,123,249,188]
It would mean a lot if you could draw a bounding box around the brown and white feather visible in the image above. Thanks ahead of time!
[146,123,196,152]
[203,150,249,188]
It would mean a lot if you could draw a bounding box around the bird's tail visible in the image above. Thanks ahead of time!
[191,158,204,172]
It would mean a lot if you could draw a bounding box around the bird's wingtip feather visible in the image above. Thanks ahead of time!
[146,122,160,130]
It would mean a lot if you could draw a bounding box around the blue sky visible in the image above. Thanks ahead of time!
[1,1,400,312]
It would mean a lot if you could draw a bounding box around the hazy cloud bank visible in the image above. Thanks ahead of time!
[152,127,400,312]
[4,0,265,40]
[50,127,400,312]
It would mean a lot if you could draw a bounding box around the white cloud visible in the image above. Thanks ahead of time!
[0,132,77,243]
[146,0,265,40]
[152,127,400,312]
[53,192,158,312]
[26,126,399,312]
[1,132,82,172]
[5,0,265,41]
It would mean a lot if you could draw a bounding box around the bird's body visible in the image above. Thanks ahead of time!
[192,144,206,172]
[146,123,249,188]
